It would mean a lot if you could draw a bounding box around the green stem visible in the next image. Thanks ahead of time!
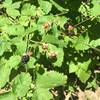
[74,17,94,27]
[54,11,68,16]
[50,0,68,12]
[87,44,100,53]
[29,40,43,45]
[26,34,29,53]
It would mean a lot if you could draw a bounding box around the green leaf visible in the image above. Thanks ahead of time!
[69,61,78,73]
[76,69,90,83]
[53,48,64,67]
[36,71,67,88]
[90,0,100,17]
[0,92,17,100]
[13,25,25,36]
[90,38,100,47]
[78,59,91,71]
[55,16,68,29]
[59,16,68,28]
[26,24,37,34]
[21,3,36,16]
[8,55,21,69]
[3,0,12,8]
[0,64,11,88]
[87,79,98,88]
[75,60,91,83]
[42,35,66,47]
[6,8,20,18]
[50,0,68,12]
[12,2,21,9]
[72,34,90,50]
[69,60,91,83]
[27,57,36,69]
[0,16,11,27]
[48,44,64,67]
[4,0,12,4]
[2,25,25,36]
[12,72,32,97]
[11,38,27,55]
[19,16,29,26]
[0,38,11,56]
[78,3,90,17]
[39,0,52,14]
[32,88,53,100]
[35,7,45,17]
[37,15,54,24]
[15,41,27,55]
[51,23,59,37]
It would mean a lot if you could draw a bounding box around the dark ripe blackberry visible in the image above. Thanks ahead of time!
[21,54,30,64]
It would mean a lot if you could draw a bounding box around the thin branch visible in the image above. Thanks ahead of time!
[74,17,94,27]
[26,34,29,53]
[54,11,68,16]
[29,40,43,45]
[87,44,100,53]
[74,15,100,28]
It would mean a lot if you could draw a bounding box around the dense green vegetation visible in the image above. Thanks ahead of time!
[0,0,100,99]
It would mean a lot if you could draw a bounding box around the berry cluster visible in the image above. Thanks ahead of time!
[21,51,32,64]
[21,54,30,64]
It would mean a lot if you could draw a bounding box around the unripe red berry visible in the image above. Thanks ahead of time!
[27,51,33,56]
[48,51,57,59]
[42,43,48,49]
[68,25,74,31]
[43,22,50,29]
